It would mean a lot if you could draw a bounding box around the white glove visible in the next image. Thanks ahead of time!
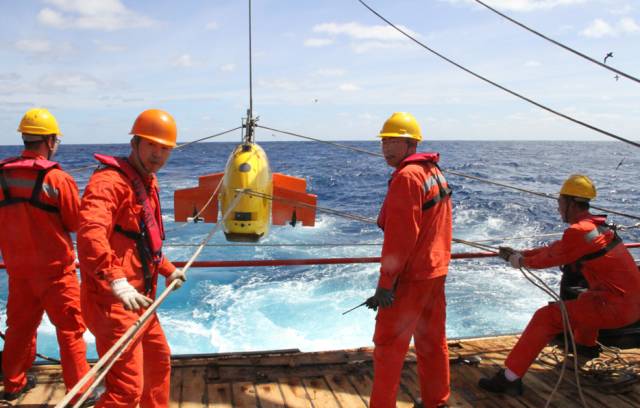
[111,278,153,311]
[166,269,186,290]
[509,253,524,268]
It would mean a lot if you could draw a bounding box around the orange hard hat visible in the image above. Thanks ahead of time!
[130,109,177,148]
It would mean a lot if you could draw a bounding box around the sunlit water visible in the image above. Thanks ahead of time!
[1,140,638,359]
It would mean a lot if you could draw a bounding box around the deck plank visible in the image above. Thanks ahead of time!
[406,364,474,408]
[231,382,258,407]
[302,377,340,408]
[19,335,640,408]
[278,377,312,408]
[171,365,183,407]
[324,373,367,407]
[207,383,233,407]
[255,382,285,408]
[348,372,374,407]
[180,366,207,407]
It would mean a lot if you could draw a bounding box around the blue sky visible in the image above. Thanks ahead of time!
[1,0,639,144]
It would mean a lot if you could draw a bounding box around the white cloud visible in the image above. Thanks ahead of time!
[173,54,195,68]
[39,73,101,92]
[257,79,300,91]
[581,18,615,38]
[14,39,74,57]
[443,0,585,12]
[313,68,346,77]
[352,41,410,54]
[15,39,52,53]
[609,4,634,16]
[205,21,219,30]
[580,17,640,38]
[339,83,359,92]
[93,40,125,53]
[312,22,418,53]
[303,38,334,47]
[38,0,154,31]
[524,60,541,68]
[0,73,21,81]
[619,17,640,34]
[313,22,416,41]
[219,64,236,72]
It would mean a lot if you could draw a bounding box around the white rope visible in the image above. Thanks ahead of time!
[165,176,225,233]
[517,265,589,408]
[55,192,244,408]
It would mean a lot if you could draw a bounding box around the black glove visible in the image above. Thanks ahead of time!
[498,246,515,261]
[365,287,394,311]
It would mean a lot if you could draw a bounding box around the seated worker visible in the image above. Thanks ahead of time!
[478,174,640,396]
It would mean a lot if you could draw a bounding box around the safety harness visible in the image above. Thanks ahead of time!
[94,154,165,295]
[422,164,452,211]
[0,156,60,213]
[397,152,452,211]
[560,217,623,300]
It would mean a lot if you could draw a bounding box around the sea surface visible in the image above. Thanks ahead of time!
[0,140,639,359]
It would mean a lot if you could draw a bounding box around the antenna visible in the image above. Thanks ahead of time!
[243,0,257,145]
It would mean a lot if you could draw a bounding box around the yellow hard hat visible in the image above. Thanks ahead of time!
[559,174,596,201]
[378,112,422,142]
[130,109,177,148]
[18,108,62,137]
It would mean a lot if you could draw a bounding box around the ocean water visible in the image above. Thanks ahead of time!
[0,140,639,359]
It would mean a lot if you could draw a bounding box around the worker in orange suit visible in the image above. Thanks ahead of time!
[367,112,453,408]
[0,108,91,401]
[479,175,640,396]
[77,109,186,408]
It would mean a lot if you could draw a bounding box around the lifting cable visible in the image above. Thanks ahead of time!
[239,189,499,253]
[260,124,640,222]
[174,126,242,150]
[355,0,640,150]
[66,126,242,175]
[55,193,244,408]
[473,0,640,84]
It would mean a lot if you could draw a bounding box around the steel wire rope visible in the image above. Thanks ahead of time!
[174,126,243,150]
[67,164,98,174]
[261,124,640,222]
[355,0,640,150]
[64,127,241,175]
[55,193,245,408]
[238,188,500,252]
[473,0,640,84]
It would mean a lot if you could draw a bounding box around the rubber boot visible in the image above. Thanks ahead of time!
[478,369,523,396]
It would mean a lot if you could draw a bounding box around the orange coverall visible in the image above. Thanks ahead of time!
[77,165,175,408]
[0,150,89,394]
[370,153,453,408]
[505,212,640,377]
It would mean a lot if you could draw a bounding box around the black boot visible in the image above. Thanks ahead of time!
[3,374,37,400]
[413,398,448,408]
[478,369,523,396]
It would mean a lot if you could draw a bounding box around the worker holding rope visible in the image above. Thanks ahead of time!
[368,112,452,408]
[479,174,640,396]
[77,109,186,407]
[0,109,93,403]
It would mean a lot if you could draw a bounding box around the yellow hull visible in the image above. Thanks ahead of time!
[220,143,272,241]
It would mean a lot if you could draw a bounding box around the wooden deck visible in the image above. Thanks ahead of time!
[5,335,640,407]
